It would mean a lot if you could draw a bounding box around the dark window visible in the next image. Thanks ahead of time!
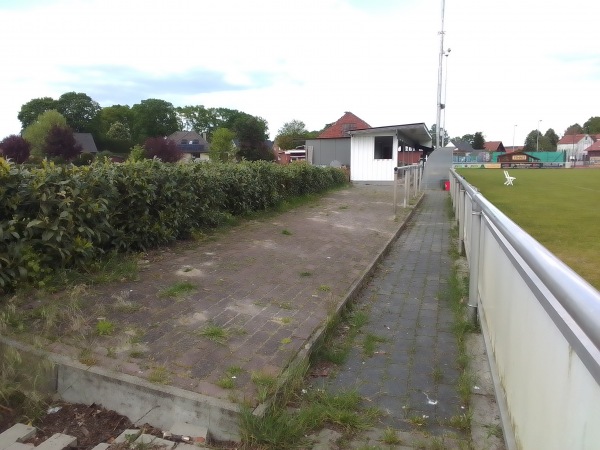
[181,139,187,145]
[374,136,393,159]
[192,139,200,144]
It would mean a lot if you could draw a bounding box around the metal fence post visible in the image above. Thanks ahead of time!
[468,199,482,325]
[459,186,466,255]
[403,169,409,208]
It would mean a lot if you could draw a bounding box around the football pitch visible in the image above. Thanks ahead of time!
[455,168,600,291]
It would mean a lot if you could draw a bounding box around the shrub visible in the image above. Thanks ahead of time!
[0,159,347,292]
[143,137,182,163]
[0,135,31,164]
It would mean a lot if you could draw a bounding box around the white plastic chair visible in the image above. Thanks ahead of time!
[504,170,516,186]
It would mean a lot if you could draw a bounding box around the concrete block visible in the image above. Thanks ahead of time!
[113,430,141,444]
[134,434,175,449]
[0,424,36,450]
[89,444,111,450]
[35,434,76,450]
[4,443,34,450]
[173,444,207,450]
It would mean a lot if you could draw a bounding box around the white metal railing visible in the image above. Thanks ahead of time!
[450,169,600,450]
[393,163,423,214]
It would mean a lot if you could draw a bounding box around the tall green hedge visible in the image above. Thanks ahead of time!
[0,159,346,292]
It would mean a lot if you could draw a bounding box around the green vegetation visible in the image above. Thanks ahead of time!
[147,366,170,384]
[362,333,388,357]
[159,281,196,298]
[96,319,115,336]
[456,168,600,289]
[0,158,347,294]
[196,323,231,345]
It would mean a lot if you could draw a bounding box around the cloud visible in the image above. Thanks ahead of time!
[1,0,599,145]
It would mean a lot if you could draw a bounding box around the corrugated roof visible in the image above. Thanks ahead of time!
[317,112,371,139]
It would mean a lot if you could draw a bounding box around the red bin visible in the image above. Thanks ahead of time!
[444,180,450,191]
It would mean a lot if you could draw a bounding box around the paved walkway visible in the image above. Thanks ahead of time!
[315,190,468,445]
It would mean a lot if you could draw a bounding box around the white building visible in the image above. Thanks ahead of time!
[348,123,432,181]
[557,134,594,161]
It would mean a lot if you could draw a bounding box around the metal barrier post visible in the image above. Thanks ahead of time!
[459,186,466,255]
[403,168,409,208]
[468,199,482,325]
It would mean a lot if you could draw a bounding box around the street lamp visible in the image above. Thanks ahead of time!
[536,119,542,152]
[512,124,517,152]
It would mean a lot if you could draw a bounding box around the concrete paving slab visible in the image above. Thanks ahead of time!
[0,425,36,450]
[35,434,76,450]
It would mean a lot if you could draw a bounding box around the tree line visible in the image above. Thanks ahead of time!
[431,116,600,152]
[0,91,327,164]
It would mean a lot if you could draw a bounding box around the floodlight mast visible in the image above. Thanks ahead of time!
[435,0,446,149]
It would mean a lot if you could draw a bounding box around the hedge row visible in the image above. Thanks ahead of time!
[0,159,347,291]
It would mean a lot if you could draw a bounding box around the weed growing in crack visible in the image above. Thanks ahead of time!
[363,333,388,357]
[96,319,115,336]
[196,323,231,344]
[148,366,170,384]
[159,281,196,298]
[382,427,402,444]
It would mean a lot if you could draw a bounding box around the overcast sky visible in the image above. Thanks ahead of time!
[1,0,599,146]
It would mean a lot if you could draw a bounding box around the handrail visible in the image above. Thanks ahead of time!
[450,168,600,374]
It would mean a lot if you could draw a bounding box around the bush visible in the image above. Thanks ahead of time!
[0,135,31,164]
[0,159,347,292]
[143,137,182,162]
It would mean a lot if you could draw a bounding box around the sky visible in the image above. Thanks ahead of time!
[1,0,599,146]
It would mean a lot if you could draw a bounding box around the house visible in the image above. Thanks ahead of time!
[348,123,432,181]
[497,150,542,168]
[586,140,600,165]
[504,145,524,153]
[556,134,594,161]
[305,112,371,167]
[168,131,209,161]
[73,133,98,153]
[484,141,506,152]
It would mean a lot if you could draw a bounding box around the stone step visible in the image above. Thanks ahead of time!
[0,425,37,450]
[34,434,76,450]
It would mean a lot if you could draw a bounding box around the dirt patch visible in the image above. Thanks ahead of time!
[1,401,240,449]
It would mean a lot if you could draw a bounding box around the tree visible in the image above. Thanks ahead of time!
[472,132,485,150]
[22,110,68,157]
[209,127,237,162]
[232,115,272,161]
[276,120,309,150]
[523,130,551,152]
[544,128,559,150]
[428,124,451,147]
[107,121,131,141]
[17,97,57,130]
[0,135,31,163]
[176,105,219,138]
[143,137,182,162]
[583,116,600,134]
[564,123,583,136]
[131,99,179,142]
[97,105,134,135]
[57,92,101,132]
[459,134,475,146]
[43,125,82,161]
